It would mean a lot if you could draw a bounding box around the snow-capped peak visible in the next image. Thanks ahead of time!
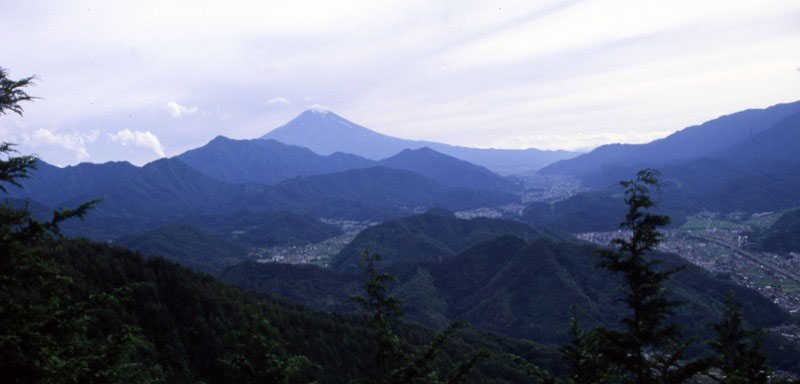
[306,104,332,114]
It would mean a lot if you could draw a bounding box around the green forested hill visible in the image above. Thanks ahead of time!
[330,210,539,270]
[223,235,800,371]
[7,237,561,383]
[754,208,800,254]
[177,210,343,247]
[117,224,247,275]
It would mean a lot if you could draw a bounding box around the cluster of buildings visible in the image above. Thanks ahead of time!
[578,227,800,317]
[252,219,375,265]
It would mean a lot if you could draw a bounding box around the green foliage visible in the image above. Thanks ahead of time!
[0,142,37,193]
[118,224,246,275]
[594,169,710,384]
[708,293,768,384]
[559,314,614,384]
[1,68,161,382]
[219,303,312,384]
[1,161,161,382]
[353,250,488,384]
[353,251,405,378]
[0,67,36,116]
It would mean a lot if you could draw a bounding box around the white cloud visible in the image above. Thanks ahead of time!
[267,96,291,105]
[489,130,675,152]
[30,128,99,160]
[109,129,166,157]
[165,101,198,118]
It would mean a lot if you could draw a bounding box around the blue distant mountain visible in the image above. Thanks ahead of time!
[10,155,517,240]
[177,136,374,185]
[378,147,520,192]
[539,100,800,177]
[262,107,576,170]
[176,135,519,192]
[523,102,800,233]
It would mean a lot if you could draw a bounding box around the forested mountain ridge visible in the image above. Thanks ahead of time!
[223,234,800,370]
[750,208,800,254]
[178,135,520,192]
[9,158,517,240]
[522,104,800,233]
[5,235,566,383]
[176,210,343,247]
[6,159,139,206]
[117,224,247,275]
[329,210,539,270]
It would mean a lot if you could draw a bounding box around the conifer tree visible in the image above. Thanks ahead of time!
[219,304,311,384]
[1,66,162,383]
[0,67,36,116]
[559,314,614,384]
[595,169,709,384]
[353,250,487,384]
[708,292,768,384]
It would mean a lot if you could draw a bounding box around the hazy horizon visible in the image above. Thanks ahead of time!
[2,0,799,166]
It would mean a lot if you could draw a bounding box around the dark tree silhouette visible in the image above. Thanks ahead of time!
[353,250,487,384]
[708,292,768,384]
[0,67,36,116]
[559,313,614,384]
[595,169,709,384]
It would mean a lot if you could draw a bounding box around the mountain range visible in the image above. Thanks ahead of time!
[176,136,374,185]
[176,135,519,192]
[539,101,800,179]
[8,132,526,240]
[263,107,577,170]
[523,101,800,233]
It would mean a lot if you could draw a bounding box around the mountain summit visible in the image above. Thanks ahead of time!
[262,108,577,170]
[262,109,402,159]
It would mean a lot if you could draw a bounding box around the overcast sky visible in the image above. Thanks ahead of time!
[1,0,799,166]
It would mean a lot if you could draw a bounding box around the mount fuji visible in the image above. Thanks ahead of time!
[262,107,577,171]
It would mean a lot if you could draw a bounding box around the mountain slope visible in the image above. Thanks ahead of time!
[753,208,800,254]
[378,147,519,192]
[31,237,554,384]
[329,209,539,270]
[7,160,139,207]
[177,136,374,185]
[177,210,343,247]
[24,161,517,240]
[539,100,800,177]
[721,109,800,163]
[262,108,576,170]
[223,235,800,370]
[64,158,238,221]
[247,167,519,219]
[117,224,246,275]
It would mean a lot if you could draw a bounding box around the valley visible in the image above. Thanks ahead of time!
[577,211,800,316]
[250,219,375,265]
